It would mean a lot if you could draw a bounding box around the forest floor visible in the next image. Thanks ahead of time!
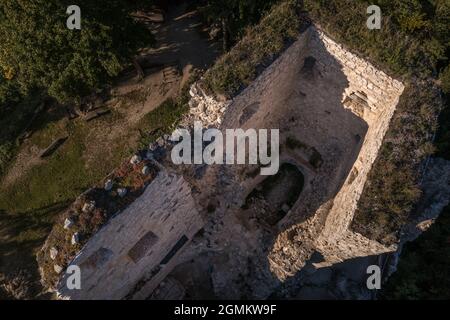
[0,3,219,298]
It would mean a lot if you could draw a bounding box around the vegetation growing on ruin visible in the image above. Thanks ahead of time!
[301,0,448,244]
[37,159,159,289]
[304,0,449,79]
[0,0,448,299]
[308,3,449,301]
[351,84,441,244]
[202,0,301,97]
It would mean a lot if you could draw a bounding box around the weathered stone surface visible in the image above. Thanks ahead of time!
[142,166,150,175]
[186,26,404,285]
[117,188,127,198]
[57,171,203,300]
[130,154,142,165]
[54,265,63,274]
[63,218,73,230]
[52,25,406,300]
[50,247,58,260]
[71,232,80,245]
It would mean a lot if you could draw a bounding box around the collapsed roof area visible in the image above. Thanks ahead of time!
[47,25,404,299]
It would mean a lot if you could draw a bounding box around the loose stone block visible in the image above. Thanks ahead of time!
[64,218,74,230]
[50,247,58,260]
[104,179,114,191]
[71,232,80,245]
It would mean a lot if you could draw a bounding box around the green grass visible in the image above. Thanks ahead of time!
[303,0,448,79]
[1,122,88,214]
[137,98,189,147]
[0,93,42,175]
[202,0,301,97]
[351,84,441,245]
[137,73,196,148]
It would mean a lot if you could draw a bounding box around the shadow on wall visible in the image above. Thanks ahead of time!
[168,25,372,299]
[269,252,389,300]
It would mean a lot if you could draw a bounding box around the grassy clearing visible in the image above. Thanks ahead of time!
[137,98,188,147]
[0,94,187,297]
[0,111,125,215]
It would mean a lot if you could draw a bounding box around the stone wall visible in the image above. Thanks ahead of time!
[163,25,405,283]
[56,170,203,299]
[187,26,404,278]
[311,28,404,241]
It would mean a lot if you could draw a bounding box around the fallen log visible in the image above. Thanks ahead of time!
[84,107,111,122]
[40,136,69,158]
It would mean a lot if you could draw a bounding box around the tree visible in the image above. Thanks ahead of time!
[0,0,152,105]
[202,0,279,51]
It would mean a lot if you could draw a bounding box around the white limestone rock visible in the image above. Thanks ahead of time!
[117,188,127,198]
[130,154,142,165]
[82,201,96,213]
[50,247,58,260]
[71,232,80,245]
[54,264,63,274]
[142,166,150,175]
[104,179,114,191]
[64,217,74,230]
[189,85,198,97]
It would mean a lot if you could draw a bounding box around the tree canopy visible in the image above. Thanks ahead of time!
[201,0,279,50]
[0,0,151,105]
